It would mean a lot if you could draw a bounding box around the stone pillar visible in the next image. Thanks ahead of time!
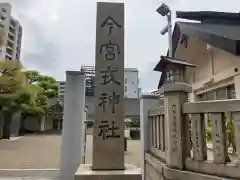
[60,71,85,180]
[75,2,141,180]
[140,95,159,180]
[163,83,191,169]
[92,1,125,170]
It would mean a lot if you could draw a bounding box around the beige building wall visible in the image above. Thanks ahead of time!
[174,34,240,100]
[175,36,210,84]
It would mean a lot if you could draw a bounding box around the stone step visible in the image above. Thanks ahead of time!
[0,170,60,180]
[0,178,60,180]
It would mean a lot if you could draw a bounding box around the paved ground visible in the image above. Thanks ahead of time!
[0,134,238,169]
[0,135,61,169]
[0,134,238,180]
[0,134,141,169]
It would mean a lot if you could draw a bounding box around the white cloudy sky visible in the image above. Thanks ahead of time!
[3,0,240,91]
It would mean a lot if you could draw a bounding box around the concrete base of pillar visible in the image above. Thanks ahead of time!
[75,164,141,180]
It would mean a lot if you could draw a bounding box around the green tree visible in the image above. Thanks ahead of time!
[19,70,59,133]
[205,116,236,154]
[0,63,59,139]
[0,60,33,139]
[24,70,59,99]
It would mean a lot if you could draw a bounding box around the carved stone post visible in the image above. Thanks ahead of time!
[164,83,191,169]
[153,56,195,169]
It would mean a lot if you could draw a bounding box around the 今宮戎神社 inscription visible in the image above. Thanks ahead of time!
[100,65,121,85]
[98,92,120,113]
[100,41,120,60]
[101,16,122,35]
[92,2,125,170]
[98,120,120,140]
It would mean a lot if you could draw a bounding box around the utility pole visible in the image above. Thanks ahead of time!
[167,13,172,57]
[156,3,172,57]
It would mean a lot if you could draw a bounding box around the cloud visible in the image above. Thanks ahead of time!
[5,0,240,91]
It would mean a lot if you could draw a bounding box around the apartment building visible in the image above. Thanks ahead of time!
[124,68,139,99]
[57,81,66,99]
[57,67,140,121]
[57,67,140,100]
[0,3,22,60]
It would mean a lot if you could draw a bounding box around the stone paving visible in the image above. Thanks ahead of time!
[0,134,237,179]
[0,135,61,169]
[0,134,141,169]
[0,134,141,179]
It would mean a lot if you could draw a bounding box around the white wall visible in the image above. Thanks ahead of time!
[124,68,139,99]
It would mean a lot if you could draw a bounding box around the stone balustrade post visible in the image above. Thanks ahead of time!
[140,95,159,180]
[163,83,191,169]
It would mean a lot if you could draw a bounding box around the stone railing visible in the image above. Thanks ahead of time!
[140,84,240,180]
[148,106,166,162]
[183,99,240,179]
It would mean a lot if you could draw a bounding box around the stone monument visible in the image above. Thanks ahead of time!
[75,2,141,180]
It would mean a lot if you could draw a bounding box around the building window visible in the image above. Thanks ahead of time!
[206,91,215,101]
[8,34,14,41]
[198,93,206,101]
[125,77,127,84]
[198,84,236,101]
[227,84,236,99]
[1,8,6,13]
[216,87,227,100]
[9,26,15,34]
[10,20,16,27]
[0,16,5,20]
[125,86,127,92]
[132,82,134,85]
[5,55,11,60]
[7,41,13,48]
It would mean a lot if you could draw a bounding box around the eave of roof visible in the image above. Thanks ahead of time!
[155,56,196,88]
[176,11,240,24]
[177,22,240,56]
[154,56,196,72]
